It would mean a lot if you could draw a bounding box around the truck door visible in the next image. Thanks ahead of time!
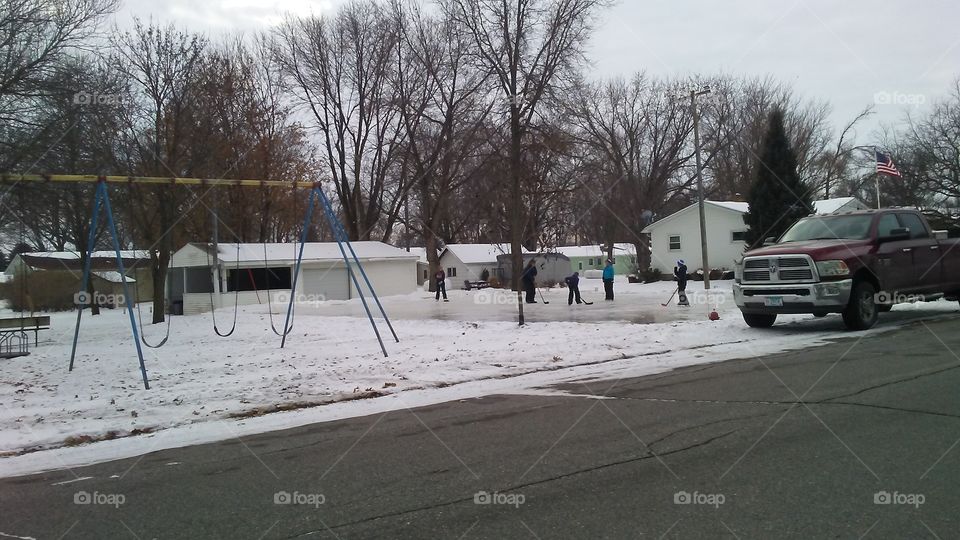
[897,212,941,293]
[875,213,915,294]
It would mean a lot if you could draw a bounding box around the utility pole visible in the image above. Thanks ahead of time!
[690,86,712,290]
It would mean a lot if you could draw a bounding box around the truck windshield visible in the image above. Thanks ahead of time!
[780,215,874,242]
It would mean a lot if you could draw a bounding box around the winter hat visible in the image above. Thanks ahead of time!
[677,259,685,265]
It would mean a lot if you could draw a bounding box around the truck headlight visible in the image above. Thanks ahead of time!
[816,260,850,277]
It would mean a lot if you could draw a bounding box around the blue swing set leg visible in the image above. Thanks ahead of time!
[280,184,399,356]
[68,180,150,390]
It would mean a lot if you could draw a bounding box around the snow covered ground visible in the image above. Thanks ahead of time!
[1,277,957,477]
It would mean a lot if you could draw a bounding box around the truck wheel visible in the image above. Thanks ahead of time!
[842,280,879,330]
[743,313,777,328]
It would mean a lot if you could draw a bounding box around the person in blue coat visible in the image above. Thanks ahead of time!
[564,271,583,305]
[602,259,615,301]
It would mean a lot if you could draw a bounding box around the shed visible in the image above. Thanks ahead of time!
[438,244,532,283]
[168,242,418,315]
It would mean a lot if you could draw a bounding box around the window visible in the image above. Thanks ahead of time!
[897,213,929,239]
[447,267,457,277]
[226,267,292,292]
[588,258,594,265]
[669,235,681,250]
[578,262,583,270]
[876,214,901,238]
[731,231,747,242]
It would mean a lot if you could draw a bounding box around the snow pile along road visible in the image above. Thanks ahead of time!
[0,278,955,476]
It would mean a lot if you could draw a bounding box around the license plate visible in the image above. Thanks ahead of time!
[764,296,784,307]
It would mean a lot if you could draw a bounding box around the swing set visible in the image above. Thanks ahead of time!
[0,174,400,389]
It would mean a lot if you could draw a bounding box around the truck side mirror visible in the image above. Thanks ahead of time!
[879,228,911,242]
[763,236,777,246]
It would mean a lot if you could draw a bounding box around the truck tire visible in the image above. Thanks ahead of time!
[842,280,879,330]
[743,313,777,328]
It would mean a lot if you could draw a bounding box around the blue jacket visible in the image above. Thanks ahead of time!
[565,274,580,288]
[602,265,614,280]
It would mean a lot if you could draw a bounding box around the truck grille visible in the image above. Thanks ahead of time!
[741,255,817,284]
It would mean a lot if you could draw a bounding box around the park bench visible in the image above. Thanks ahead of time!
[0,316,51,347]
[462,280,491,291]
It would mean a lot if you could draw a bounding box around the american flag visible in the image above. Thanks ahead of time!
[876,151,902,177]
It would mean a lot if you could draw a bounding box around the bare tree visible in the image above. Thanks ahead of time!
[393,0,494,291]
[0,0,119,154]
[443,0,610,323]
[276,1,407,241]
[112,19,207,323]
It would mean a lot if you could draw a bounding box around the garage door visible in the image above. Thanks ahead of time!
[301,267,350,301]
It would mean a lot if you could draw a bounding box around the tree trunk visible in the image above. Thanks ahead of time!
[511,106,525,325]
[151,249,169,324]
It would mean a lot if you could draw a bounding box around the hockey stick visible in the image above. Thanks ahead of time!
[661,287,679,307]
[538,288,550,304]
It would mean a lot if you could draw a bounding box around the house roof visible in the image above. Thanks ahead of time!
[440,243,530,265]
[641,201,748,233]
[555,243,637,258]
[641,199,866,233]
[8,251,150,273]
[814,197,864,214]
[708,201,750,213]
[191,241,419,265]
[93,271,136,284]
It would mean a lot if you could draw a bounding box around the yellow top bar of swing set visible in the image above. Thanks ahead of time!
[0,173,315,188]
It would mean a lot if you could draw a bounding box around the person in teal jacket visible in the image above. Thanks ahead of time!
[602,259,615,301]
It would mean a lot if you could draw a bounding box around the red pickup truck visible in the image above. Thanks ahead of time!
[733,209,960,330]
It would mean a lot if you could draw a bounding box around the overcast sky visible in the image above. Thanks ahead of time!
[117,0,960,139]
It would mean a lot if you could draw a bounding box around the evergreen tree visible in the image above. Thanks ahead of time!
[743,108,813,248]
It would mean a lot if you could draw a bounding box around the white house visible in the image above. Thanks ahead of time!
[438,244,531,284]
[642,201,749,274]
[641,197,871,274]
[168,242,418,315]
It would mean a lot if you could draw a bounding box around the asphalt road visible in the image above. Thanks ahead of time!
[2,315,960,539]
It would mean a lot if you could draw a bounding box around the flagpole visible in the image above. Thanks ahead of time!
[874,146,882,209]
